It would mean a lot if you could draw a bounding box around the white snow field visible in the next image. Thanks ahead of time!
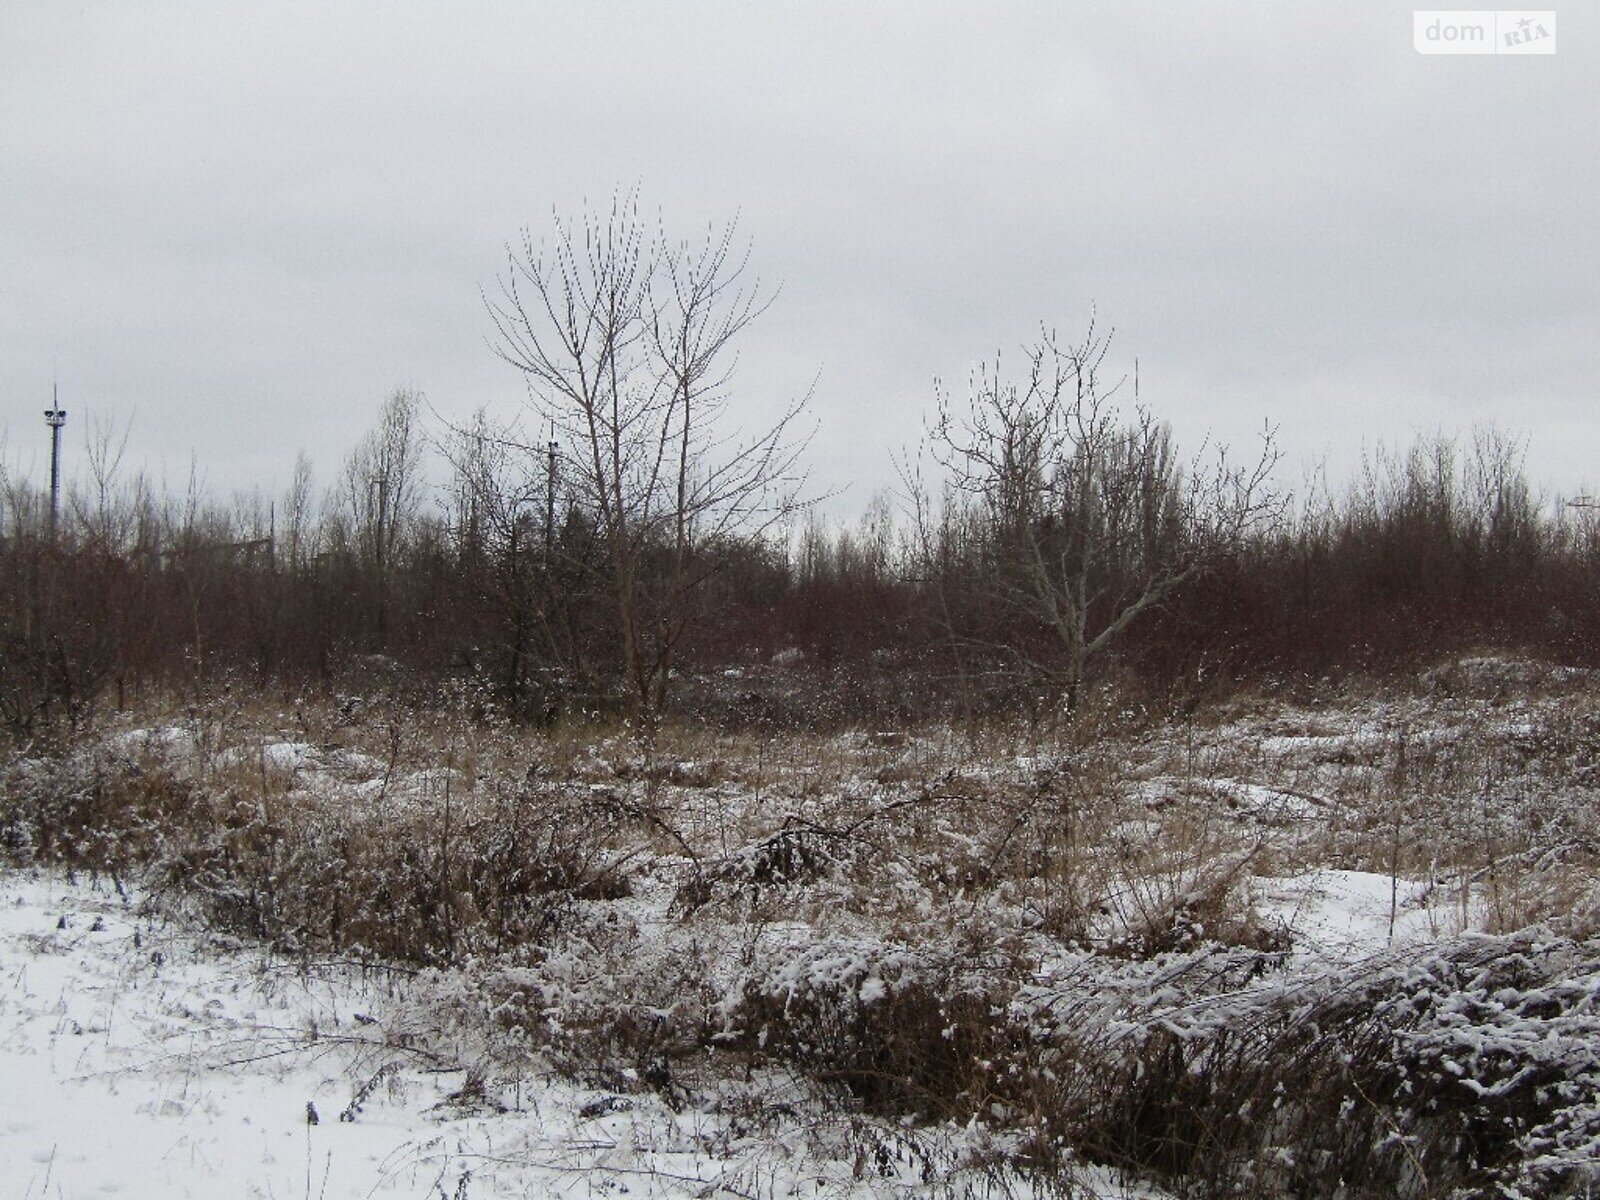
[3,869,553,1199]
[4,868,1158,1200]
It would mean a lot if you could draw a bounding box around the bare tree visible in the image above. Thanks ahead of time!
[70,411,137,553]
[343,387,425,643]
[344,388,423,574]
[282,451,317,574]
[927,320,1280,710]
[485,194,807,719]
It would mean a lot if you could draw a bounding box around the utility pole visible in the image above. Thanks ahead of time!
[45,384,67,541]
[545,439,559,554]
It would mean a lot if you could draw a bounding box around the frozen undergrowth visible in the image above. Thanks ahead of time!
[4,656,1600,1197]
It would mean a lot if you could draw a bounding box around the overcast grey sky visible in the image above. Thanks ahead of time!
[3,2,1595,516]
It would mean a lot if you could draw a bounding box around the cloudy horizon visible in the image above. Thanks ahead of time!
[3,2,1595,518]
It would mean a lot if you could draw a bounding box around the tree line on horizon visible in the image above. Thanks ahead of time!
[4,385,1596,741]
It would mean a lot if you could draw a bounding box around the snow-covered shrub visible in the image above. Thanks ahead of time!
[1017,931,1600,1198]
[672,824,842,913]
[726,929,1041,1131]
[472,914,728,1102]
[162,771,637,963]
[2,736,642,965]
[0,743,200,879]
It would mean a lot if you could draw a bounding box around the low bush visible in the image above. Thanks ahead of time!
[728,933,1027,1124]
[1,739,638,965]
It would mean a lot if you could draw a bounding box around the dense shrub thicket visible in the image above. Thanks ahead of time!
[4,415,1598,738]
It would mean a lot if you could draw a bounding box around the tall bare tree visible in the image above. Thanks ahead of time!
[486,194,807,718]
[927,320,1280,710]
[282,451,317,574]
[343,387,424,643]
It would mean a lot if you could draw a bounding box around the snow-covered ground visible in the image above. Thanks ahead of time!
[3,869,525,1198]
[1253,868,1447,962]
[3,868,1159,1200]
[3,864,1460,1199]
[1,870,798,1199]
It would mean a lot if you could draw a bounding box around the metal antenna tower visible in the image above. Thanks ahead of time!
[45,382,67,539]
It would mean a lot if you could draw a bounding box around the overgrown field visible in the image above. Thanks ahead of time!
[5,656,1600,1198]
